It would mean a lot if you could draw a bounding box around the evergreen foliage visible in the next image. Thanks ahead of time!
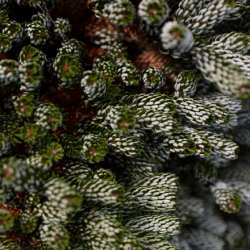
[0,0,250,249]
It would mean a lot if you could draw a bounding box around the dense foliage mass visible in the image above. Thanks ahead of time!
[0,0,250,249]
